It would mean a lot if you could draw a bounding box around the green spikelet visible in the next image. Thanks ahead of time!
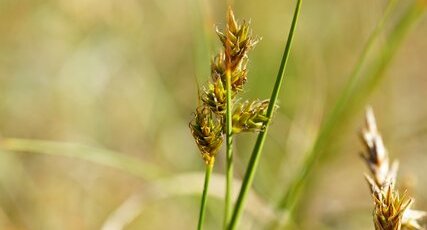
[232,99,274,134]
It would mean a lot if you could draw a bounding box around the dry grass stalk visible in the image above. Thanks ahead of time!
[360,107,425,230]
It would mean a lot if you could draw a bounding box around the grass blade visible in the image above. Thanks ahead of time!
[0,138,164,180]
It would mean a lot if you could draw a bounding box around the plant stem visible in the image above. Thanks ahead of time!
[226,0,302,229]
[224,69,233,229]
[198,163,213,230]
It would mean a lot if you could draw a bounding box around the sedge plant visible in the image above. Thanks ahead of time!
[189,0,302,228]
[189,7,275,230]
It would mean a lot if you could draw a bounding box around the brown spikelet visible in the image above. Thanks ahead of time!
[215,7,259,93]
[189,105,224,165]
[372,184,412,230]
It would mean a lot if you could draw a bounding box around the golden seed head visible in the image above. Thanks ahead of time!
[371,183,412,230]
[189,105,224,165]
[219,8,259,68]
[361,107,426,230]
[214,8,259,93]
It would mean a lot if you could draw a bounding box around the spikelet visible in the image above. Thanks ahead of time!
[202,78,227,114]
[217,8,259,72]
[360,107,426,230]
[232,99,273,134]
[360,107,398,187]
[190,7,274,166]
[373,184,412,230]
[201,8,259,115]
[215,7,259,92]
[189,105,224,166]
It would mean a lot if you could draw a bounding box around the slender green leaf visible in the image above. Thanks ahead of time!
[227,0,303,229]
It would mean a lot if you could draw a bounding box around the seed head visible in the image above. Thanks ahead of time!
[232,99,274,134]
[189,105,224,165]
[360,107,397,186]
[215,7,259,93]
[211,52,249,92]
[189,7,264,167]
[370,180,412,230]
[361,107,425,229]
[217,8,259,70]
[201,78,228,114]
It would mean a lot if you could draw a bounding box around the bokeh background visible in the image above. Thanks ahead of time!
[0,0,426,229]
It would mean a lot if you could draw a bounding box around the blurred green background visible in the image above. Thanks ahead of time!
[0,0,426,229]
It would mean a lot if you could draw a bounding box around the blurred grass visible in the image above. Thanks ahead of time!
[0,138,165,180]
[278,0,426,221]
[0,0,427,229]
[0,138,275,229]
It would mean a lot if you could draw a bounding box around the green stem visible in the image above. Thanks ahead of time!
[226,0,302,229]
[198,163,213,230]
[224,70,233,229]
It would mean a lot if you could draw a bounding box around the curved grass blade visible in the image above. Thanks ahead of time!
[0,138,165,180]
